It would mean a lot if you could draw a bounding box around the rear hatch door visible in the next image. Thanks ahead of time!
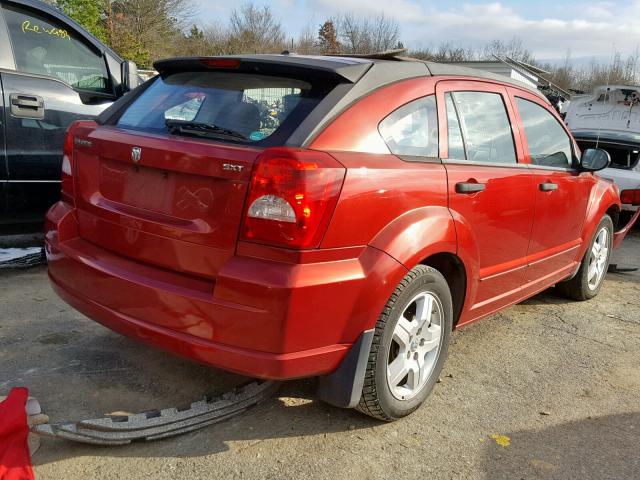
[73,60,352,279]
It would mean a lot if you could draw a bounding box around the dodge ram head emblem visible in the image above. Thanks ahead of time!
[131,147,142,163]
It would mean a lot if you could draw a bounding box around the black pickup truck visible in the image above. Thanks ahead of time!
[0,0,139,228]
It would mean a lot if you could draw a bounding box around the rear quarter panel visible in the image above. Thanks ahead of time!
[311,76,448,252]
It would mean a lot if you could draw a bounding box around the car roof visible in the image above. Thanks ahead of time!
[153,54,549,147]
[155,54,546,100]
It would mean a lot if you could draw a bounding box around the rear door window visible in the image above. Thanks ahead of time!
[117,71,323,144]
[448,91,517,164]
[516,97,573,168]
[2,5,111,94]
[378,96,438,158]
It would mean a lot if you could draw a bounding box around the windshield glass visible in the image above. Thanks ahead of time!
[117,71,324,143]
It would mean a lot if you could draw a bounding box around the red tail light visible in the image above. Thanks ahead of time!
[61,120,95,205]
[241,148,346,249]
[620,189,640,206]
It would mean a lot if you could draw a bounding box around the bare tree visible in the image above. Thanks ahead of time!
[334,13,401,54]
[482,38,534,63]
[228,3,285,53]
[369,14,400,53]
[411,42,474,62]
[294,23,319,55]
[336,13,370,54]
[201,22,232,55]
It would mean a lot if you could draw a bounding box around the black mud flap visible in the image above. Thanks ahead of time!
[317,329,374,409]
[33,380,279,445]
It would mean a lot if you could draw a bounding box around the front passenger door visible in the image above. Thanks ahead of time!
[510,91,596,286]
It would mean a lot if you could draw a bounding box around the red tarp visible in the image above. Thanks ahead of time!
[0,388,34,480]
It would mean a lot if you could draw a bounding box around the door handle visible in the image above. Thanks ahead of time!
[455,182,486,194]
[9,93,45,119]
[539,182,558,192]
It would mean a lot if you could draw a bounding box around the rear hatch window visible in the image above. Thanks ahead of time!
[117,71,328,145]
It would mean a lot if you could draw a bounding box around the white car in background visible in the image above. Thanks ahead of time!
[566,85,640,217]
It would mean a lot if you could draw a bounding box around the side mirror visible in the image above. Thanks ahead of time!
[121,60,140,93]
[580,148,610,172]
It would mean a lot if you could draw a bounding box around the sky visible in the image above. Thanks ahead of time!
[195,0,640,61]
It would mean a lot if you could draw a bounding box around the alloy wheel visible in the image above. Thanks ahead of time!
[386,291,443,401]
[587,227,609,290]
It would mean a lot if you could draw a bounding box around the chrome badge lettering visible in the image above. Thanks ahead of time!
[223,163,244,172]
[74,138,92,148]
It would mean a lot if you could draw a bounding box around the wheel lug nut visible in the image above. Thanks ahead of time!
[413,352,418,360]
[420,339,425,346]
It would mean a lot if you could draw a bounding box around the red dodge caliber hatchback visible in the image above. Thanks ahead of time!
[45,55,637,420]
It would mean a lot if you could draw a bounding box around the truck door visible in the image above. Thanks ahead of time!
[0,5,9,220]
[0,72,7,219]
[1,2,114,222]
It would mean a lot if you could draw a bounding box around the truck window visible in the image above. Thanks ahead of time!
[2,4,111,94]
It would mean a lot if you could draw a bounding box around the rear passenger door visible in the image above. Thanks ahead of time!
[509,89,596,285]
[436,81,537,321]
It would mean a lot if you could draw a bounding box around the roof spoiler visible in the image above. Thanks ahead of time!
[331,48,422,62]
[153,55,373,84]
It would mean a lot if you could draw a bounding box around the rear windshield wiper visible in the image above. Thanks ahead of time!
[164,120,247,141]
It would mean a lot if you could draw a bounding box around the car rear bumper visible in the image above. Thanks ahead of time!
[49,272,347,379]
[45,202,402,380]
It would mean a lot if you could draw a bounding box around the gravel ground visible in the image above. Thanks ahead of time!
[1,230,639,480]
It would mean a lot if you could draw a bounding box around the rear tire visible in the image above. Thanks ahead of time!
[557,215,613,301]
[356,265,452,421]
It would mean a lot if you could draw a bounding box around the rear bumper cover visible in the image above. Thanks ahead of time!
[45,202,403,380]
[50,274,346,379]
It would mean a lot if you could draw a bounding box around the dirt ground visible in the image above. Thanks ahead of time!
[1,231,639,480]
